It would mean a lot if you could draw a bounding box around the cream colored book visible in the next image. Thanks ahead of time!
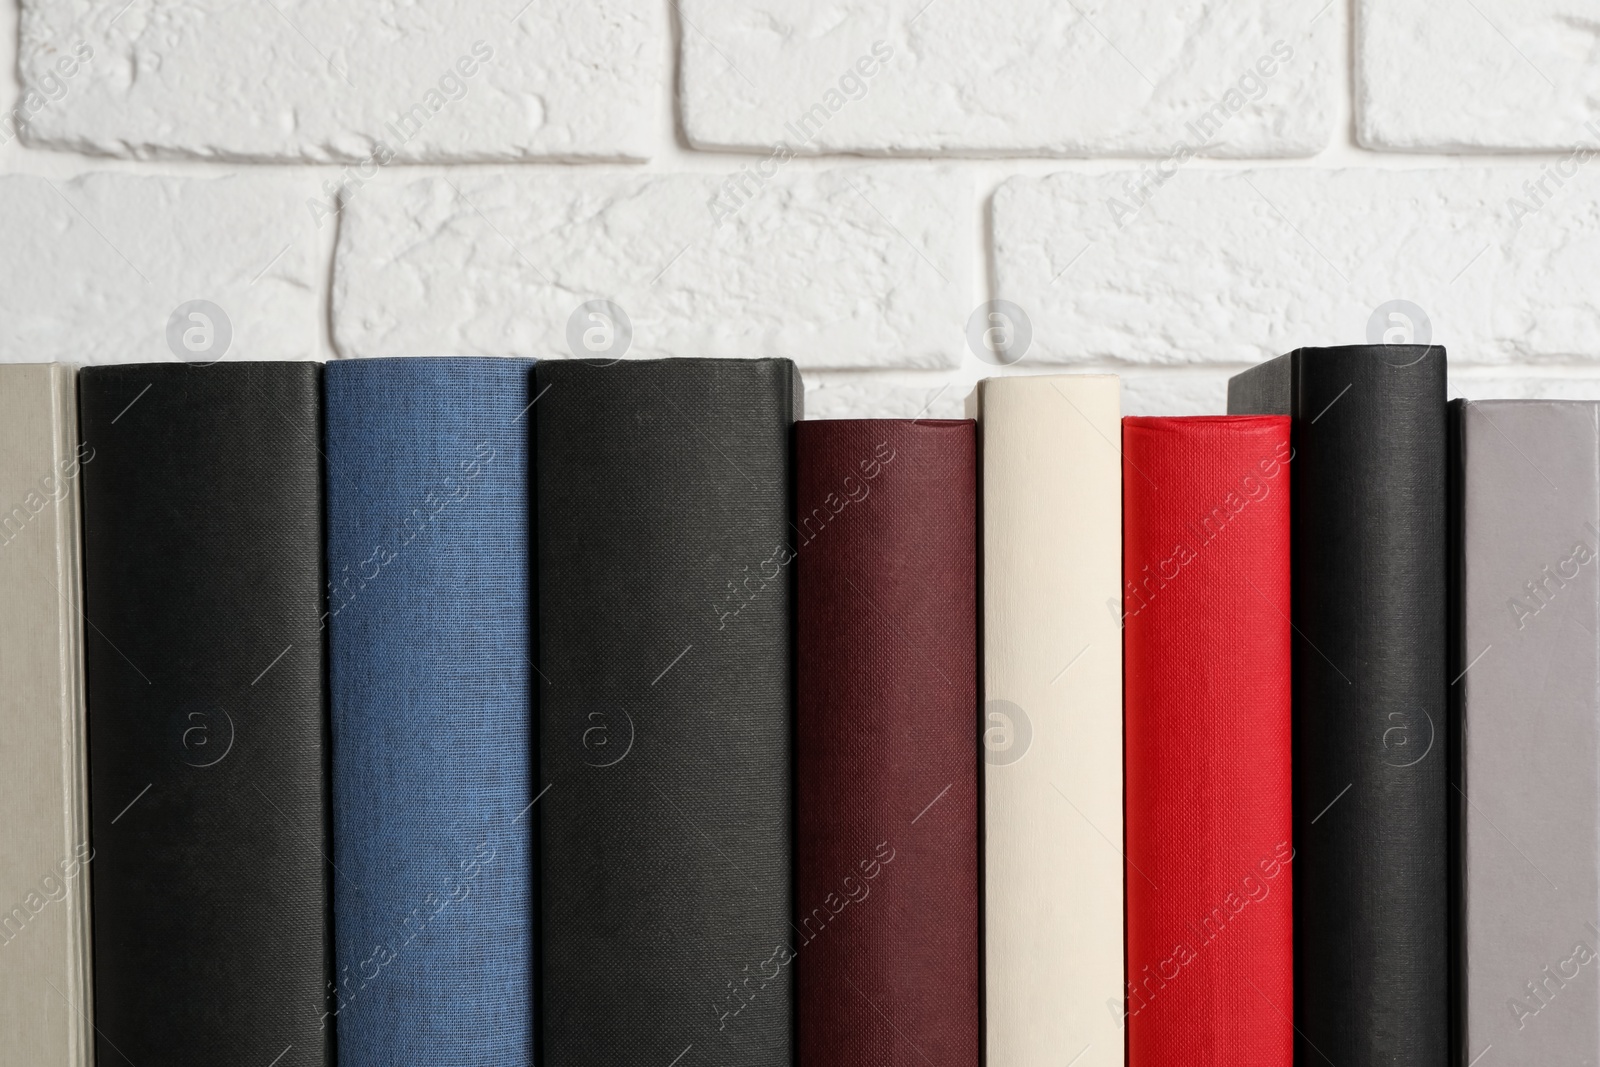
[0,364,92,1067]
[977,374,1124,1067]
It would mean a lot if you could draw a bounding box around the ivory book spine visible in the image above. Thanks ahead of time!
[0,365,92,1067]
[977,374,1124,1067]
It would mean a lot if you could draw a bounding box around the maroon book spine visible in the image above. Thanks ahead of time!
[794,418,980,1067]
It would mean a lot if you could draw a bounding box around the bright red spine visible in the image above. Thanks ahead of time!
[1122,415,1294,1066]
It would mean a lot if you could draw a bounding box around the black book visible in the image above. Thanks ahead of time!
[79,364,331,1066]
[1229,345,1449,1067]
[534,357,801,1067]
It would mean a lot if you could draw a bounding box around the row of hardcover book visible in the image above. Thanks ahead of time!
[0,346,1585,1066]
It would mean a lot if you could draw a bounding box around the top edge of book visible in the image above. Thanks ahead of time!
[1231,344,1446,376]
[1287,343,1443,358]
[1228,344,1446,414]
[79,361,323,377]
[328,355,536,366]
[979,372,1118,386]
[1123,414,1288,426]
[540,355,798,370]
[797,417,973,428]
[1457,398,1600,412]
[325,357,536,381]
[0,362,73,383]
[976,374,1119,396]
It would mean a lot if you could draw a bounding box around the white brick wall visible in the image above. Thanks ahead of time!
[332,167,969,368]
[678,0,1338,157]
[4,0,1600,413]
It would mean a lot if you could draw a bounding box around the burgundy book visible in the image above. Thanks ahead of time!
[793,419,979,1067]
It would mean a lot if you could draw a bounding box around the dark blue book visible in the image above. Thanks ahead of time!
[324,357,535,1065]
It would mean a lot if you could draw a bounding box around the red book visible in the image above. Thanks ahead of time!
[794,419,979,1067]
[1122,416,1294,1066]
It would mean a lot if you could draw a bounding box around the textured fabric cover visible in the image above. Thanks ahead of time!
[1456,401,1600,1065]
[79,363,332,1067]
[0,365,91,1067]
[1230,346,1449,1067]
[794,418,979,1067]
[1122,416,1293,1067]
[534,357,801,1067]
[324,357,534,1065]
[976,375,1124,1067]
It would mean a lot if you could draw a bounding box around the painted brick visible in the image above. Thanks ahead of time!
[16,0,660,162]
[994,167,1600,366]
[333,167,971,370]
[1451,374,1600,401]
[803,373,969,420]
[679,0,1337,156]
[5,2,1600,409]
[1121,370,1234,415]
[1357,0,1600,150]
[0,173,323,364]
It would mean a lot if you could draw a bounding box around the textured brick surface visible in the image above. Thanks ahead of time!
[803,374,969,420]
[17,0,660,161]
[1121,371,1234,415]
[1451,374,1600,400]
[680,0,1337,156]
[333,168,970,370]
[0,1,1598,403]
[1357,0,1600,150]
[0,173,322,364]
[994,168,1600,367]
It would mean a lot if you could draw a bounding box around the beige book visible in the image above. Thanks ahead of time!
[0,364,93,1067]
[976,375,1124,1067]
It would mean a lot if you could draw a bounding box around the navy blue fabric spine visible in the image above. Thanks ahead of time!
[324,357,534,1066]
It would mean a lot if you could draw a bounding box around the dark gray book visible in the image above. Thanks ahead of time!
[1455,400,1600,1065]
[534,357,801,1067]
[79,364,332,1066]
[1229,345,1449,1067]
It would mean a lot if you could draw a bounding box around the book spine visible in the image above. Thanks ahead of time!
[1232,345,1449,1065]
[323,358,534,1064]
[1457,400,1600,1064]
[1122,415,1293,1065]
[794,418,979,1067]
[79,363,332,1065]
[0,365,92,1067]
[978,375,1123,1067]
[535,357,800,1066]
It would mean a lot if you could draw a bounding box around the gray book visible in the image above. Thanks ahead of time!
[0,365,91,1067]
[1456,400,1600,1065]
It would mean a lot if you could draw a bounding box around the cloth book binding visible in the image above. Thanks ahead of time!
[0,365,91,1067]
[534,357,802,1066]
[975,375,1124,1067]
[1455,400,1600,1065]
[1229,345,1449,1066]
[1122,415,1294,1066]
[794,418,980,1067]
[324,357,535,1065]
[79,363,333,1067]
